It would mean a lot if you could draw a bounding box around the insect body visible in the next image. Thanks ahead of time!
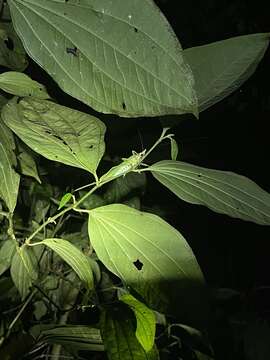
[99,150,146,185]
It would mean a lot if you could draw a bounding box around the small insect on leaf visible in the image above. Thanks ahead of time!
[58,192,73,209]
[99,150,146,185]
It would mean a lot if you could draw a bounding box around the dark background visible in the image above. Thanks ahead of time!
[152,0,270,297]
[151,1,270,358]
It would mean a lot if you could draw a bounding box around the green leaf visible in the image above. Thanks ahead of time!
[88,204,205,324]
[17,148,41,183]
[0,116,20,212]
[0,240,16,276]
[33,300,47,320]
[120,293,156,352]
[8,0,197,117]
[0,94,8,109]
[184,33,270,112]
[170,137,178,160]
[33,198,50,224]
[147,160,270,225]
[100,307,159,360]
[2,97,106,175]
[87,257,101,284]
[0,22,28,71]
[58,192,72,210]
[10,244,38,299]
[0,71,50,98]
[31,325,104,352]
[41,238,94,290]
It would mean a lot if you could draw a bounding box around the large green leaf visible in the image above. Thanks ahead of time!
[0,71,50,98]
[17,147,41,183]
[120,293,156,352]
[0,116,20,212]
[2,97,106,175]
[31,325,104,351]
[147,160,270,225]
[0,240,16,276]
[184,33,269,112]
[100,307,159,360]
[41,238,94,290]
[88,204,206,325]
[8,0,197,117]
[0,22,28,71]
[10,244,38,299]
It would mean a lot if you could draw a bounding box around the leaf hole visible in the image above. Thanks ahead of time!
[133,259,143,271]
[134,27,138,33]
[66,46,78,56]
[4,37,14,51]
[122,102,126,110]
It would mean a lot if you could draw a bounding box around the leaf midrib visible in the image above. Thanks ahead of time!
[12,0,191,107]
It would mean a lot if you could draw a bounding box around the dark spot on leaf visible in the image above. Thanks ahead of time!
[4,37,14,51]
[66,46,78,56]
[89,145,93,149]
[122,102,126,110]
[134,27,138,33]
[133,259,143,271]
[198,174,202,178]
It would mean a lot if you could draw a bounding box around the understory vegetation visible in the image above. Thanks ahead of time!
[0,1,269,359]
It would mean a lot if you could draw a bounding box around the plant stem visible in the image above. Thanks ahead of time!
[7,213,17,244]
[25,129,173,246]
[50,280,80,360]
[5,290,37,340]
[25,184,100,245]
[141,127,173,163]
